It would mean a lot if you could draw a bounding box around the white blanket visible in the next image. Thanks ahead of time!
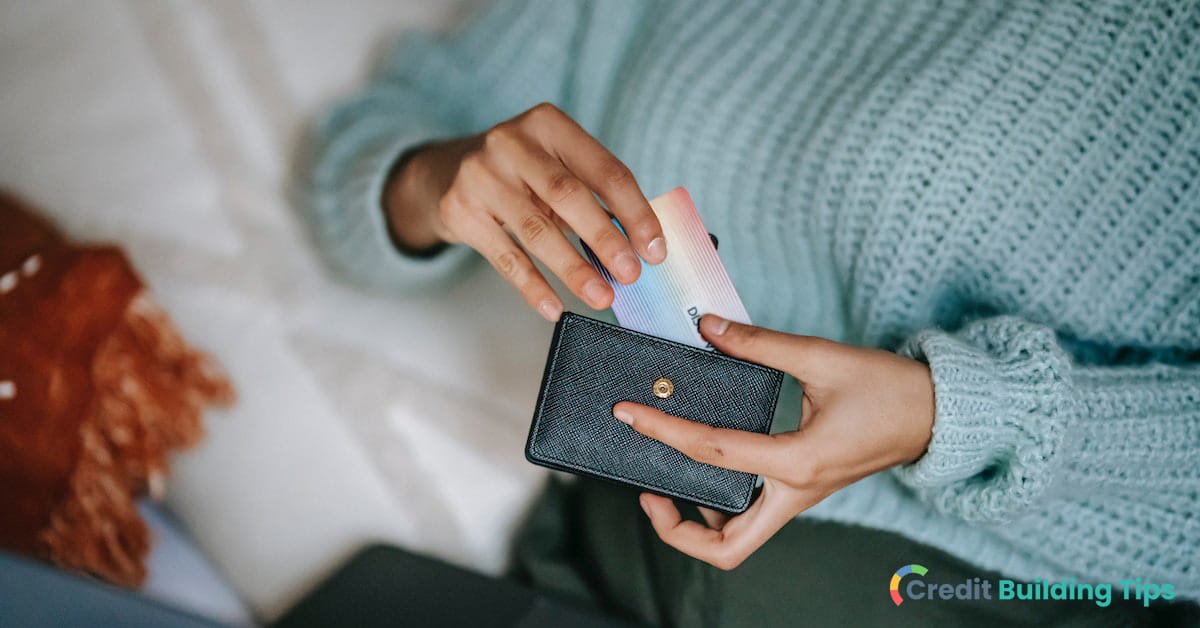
[0,0,557,621]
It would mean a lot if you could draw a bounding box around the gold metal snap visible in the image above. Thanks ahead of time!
[652,378,674,399]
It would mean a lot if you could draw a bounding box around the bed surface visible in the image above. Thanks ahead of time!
[0,0,559,621]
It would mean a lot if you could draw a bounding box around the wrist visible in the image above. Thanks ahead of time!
[901,362,936,465]
[383,145,446,255]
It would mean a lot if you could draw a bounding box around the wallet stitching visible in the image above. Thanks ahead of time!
[528,313,782,512]
[528,315,747,511]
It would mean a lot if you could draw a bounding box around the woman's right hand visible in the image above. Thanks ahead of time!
[383,102,666,321]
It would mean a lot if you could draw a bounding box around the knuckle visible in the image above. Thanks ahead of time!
[546,171,584,203]
[563,261,594,285]
[592,227,626,248]
[437,192,471,225]
[528,101,561,121]
[517,213,553,246]
[598,158,634,186]
[735,324,765,348]
[688,429,724,464]
[457,150,488,179]
[711,549,744,571]
[491,250,524,281]
[483,123,517,151]
[591,228,630,257]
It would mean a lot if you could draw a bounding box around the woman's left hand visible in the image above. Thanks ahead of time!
[612,314,936,570]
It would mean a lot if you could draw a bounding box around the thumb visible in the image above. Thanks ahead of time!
[699,314,837,382]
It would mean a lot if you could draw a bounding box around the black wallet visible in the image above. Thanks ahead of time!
[525,313,784,513]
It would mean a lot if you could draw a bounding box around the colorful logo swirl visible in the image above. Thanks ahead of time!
[890,564,929,606]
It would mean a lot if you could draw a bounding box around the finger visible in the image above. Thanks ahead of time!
[698,507,731,530]
[640,488,794,571]
[473,167,615,310]
[704,484,807,569]
[614,402,784,477]
[491,131,643,285]
[524,103,665,264]
[698,314,842,383]
[457,216,562,322]
[527,193,572,232]
[638,494,723,559]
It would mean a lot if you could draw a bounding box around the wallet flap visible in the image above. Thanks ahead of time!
[526,313,784,513]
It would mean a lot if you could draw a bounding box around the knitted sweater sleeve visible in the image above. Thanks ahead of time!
[295,0,586,292]
[893,316,1199,584]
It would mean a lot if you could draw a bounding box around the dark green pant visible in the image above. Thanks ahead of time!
[511,478,1194,627]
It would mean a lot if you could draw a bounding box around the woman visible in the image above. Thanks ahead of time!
[300,0,1199,625]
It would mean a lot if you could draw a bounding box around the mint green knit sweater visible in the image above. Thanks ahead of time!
[300,0,1200,598]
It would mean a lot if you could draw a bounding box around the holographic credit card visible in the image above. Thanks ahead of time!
[583,187,751,349]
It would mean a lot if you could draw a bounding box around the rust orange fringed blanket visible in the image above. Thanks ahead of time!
[0,191,234,587]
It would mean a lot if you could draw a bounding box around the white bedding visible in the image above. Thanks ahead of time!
[0,0,561,621]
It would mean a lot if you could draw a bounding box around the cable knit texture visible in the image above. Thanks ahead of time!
[299,0,1200,598]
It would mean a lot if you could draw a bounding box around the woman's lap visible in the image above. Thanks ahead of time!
[511,477,1173,627]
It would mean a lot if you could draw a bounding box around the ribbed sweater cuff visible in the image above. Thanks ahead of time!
[304,110,475,293]
[892,317,1075,523]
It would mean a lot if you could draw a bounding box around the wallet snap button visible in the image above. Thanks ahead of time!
[653,378,674,399]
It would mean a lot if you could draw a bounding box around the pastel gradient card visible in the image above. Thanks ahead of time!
[583,187,751,349]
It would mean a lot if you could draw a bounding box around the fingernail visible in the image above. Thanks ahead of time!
[705,315,731,336]
[584,279,610,307]
[613,250,640,281]
[613,406,634,425]
[537,299,561,322]
[646,237,666,264]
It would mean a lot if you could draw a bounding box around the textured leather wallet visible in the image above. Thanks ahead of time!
[526,312,784,513]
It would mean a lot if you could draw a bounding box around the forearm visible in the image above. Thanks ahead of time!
[295,0,590,293]
[1059,360,1200,500]
[894,316,1200,521]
